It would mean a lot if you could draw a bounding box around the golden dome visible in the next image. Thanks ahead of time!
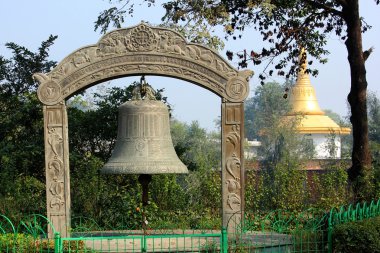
[286,49,351,135]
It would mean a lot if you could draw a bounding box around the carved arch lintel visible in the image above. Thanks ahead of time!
[34,23,253,105]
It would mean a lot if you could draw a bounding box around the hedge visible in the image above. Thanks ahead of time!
[333,216,380,253]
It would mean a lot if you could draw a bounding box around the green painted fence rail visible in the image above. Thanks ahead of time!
[227,208,328,253]
[56,231,224,253]
[327,199,380,253]
[1,199,379,253]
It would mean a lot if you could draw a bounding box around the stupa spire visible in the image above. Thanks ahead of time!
[288,48,325,116]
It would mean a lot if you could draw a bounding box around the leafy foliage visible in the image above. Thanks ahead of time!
[245,81,315,160]
[0,36,57,219]
[0,34,223,228]
[0,33,374,231]
[171,120,220,171]
[244,82,351,212]
[0,233,35,253]
[333,216,380,253]
[311,163,351,209]
[95,0,379,200]
[368,92,380,144]
[246,161,351,213]
[244,81,291,141]
[368,92,380,198]
[95,1,375,79]
[0,234,90,253]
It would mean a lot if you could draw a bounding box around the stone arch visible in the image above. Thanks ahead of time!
[34,23,253,237]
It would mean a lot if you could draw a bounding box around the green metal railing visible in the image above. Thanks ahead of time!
[226,209,328,253]
[327,199,380,253]
[55,231,225,253]
[1,199,379,253]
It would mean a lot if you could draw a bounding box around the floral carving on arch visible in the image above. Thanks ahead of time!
[33,22,252,104]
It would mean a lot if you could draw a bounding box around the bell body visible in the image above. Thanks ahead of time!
[102,100,188,174]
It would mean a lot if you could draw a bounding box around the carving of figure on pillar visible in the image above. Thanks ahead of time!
[226,153,240,181]
[49,178,64,211]
[47,128,63,159]
[227,193,241,211]
[225,153,242,209]
[48,159,63,180]
[226,125,240,151]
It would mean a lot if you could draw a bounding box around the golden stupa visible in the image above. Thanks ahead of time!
[285,49,351,135]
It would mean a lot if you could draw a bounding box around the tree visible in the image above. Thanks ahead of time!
[245,81,315,160]
[244,82,314,211]
[367,91,380,198]
[244,82,352,211]
[170,120,221,216]
[323,109,352,159]
[0,36,57,178]
[95,0,378,200]
[0,36,57,217]
[244,82,291,141]
[368,92,380,144]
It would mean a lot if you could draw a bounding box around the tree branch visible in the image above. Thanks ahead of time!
[303,0,343,17]
[363,47,374,62]
[336,0,348,8]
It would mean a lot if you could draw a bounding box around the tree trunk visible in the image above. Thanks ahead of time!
[343,1,373,200]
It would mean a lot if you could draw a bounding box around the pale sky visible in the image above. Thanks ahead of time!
[1,1,379,132]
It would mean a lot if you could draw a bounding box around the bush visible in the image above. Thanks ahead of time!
[333,216,380,253]
[0,234,35,253]
[0,233,92,253]
[0,175,46,223]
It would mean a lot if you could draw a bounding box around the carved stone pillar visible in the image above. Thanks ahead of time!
[43,104,71,237]
[221,102,245,233]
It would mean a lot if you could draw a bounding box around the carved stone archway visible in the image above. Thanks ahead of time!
[34,23,253,237]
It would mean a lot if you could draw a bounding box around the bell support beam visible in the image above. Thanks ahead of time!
[43,104,71,238]
[222,102,245,233]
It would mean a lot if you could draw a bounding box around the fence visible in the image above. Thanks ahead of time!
[55,230,226,253]
[228,209,328,253]
[1,199,379,253]
[327,199,380,253]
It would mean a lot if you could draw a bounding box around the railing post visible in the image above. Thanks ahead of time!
[222,227,228,253]
[327,209,335,253]
[54,232,62,253]
[142,236,147,252]
[327,222,333,253]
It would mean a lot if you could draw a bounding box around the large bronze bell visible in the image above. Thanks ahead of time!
[101,78,188,175]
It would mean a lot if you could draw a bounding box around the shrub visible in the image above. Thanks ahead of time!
[0,233,92,253]
[333,216,380,253]
[0,233,35,253]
